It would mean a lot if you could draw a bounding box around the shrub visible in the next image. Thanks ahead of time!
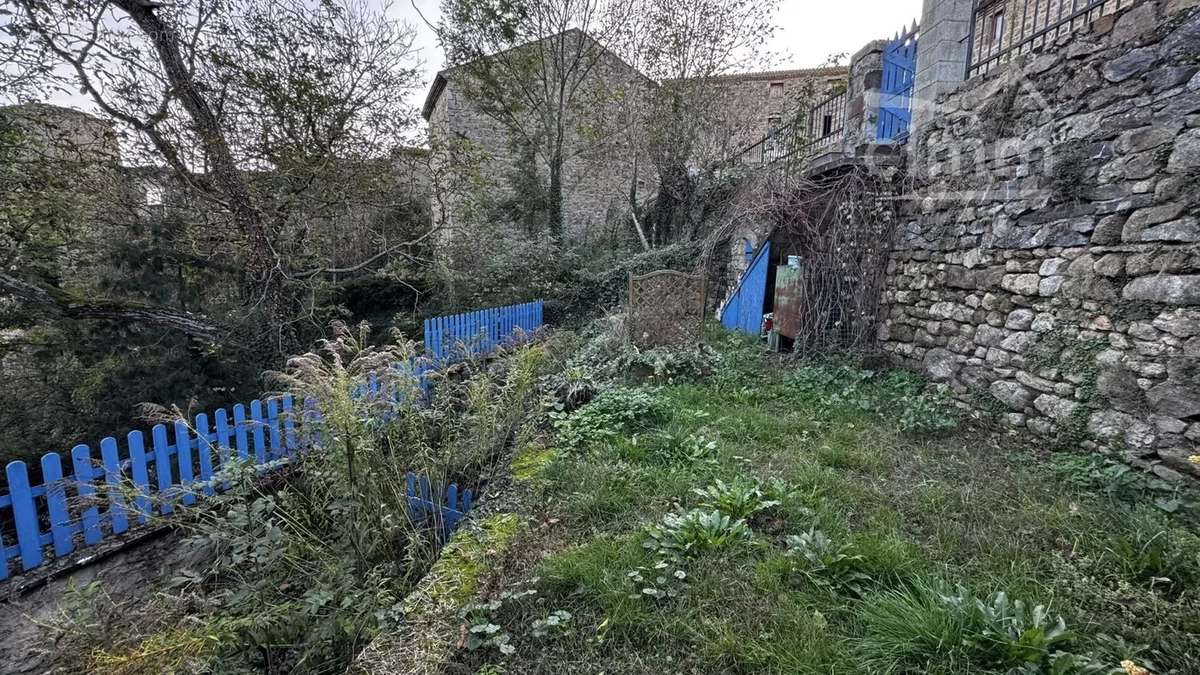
[636,427,720,465]
[783,363,959,434]
[551,387,667,452]
[626,560,689,602]
[643,509,752,558]
[567,317,722,386]
[1104,506,1200,594]
[539,364,596,412]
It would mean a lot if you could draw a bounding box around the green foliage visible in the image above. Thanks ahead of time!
[1049,452,1199,521]
[1103,506,1200,594]
[459,586,539,655]
[539,364,597,412]
[693,479,780,520]
[551,387,667,452]
[530,609,574,639]
[49,326,550,673]
[968,590,1074,667]
[555,243,701,322]
[784,362,959,434]
[632,427,720,465]
[565,317,721,386]
[625,559,689,602]
[784,529,872,596]
[643,509,752,558]
[859,582,1120,674]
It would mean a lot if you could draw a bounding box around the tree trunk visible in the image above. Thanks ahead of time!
[0,272,220,340]
[113,0,297,354]
[548,148,564,240]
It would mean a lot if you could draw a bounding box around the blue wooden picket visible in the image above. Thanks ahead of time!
[423,300,544,363]
[0,300,546,581]
[721,241,772,336]
[878,22,919,143]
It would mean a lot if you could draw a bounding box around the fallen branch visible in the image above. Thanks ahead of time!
[0,273,221,341]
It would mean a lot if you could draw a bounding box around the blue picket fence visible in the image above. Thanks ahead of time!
[423,300,543,363]
[0,300,545,582]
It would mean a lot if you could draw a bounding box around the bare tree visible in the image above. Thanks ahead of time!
[1,0,426,353]
[434,0,642,240]
[615,0,782,248]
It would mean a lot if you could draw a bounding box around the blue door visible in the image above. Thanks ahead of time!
[878,23,918,143]
[721,242,771,335]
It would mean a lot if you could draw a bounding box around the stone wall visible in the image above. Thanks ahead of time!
[424,30,650,244]
[879,0,1200,478]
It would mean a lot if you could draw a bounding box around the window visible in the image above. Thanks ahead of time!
[769,82,784,99]
[821,114,834,137]
[144,182,164,207]
[989,9,1005,49]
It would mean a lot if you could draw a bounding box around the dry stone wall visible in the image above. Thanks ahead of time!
[880,0,1200,479]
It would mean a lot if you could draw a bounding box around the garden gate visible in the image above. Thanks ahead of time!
[720,241,771,336]
[877,22,919,143]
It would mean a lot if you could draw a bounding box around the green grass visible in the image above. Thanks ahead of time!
[452,329,1200,674]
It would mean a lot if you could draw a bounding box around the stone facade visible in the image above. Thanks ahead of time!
[423,30,847,244]
[423,29,650,244]
[879,0,1200,478]
[1,102,121,165]
[691,67,849,165]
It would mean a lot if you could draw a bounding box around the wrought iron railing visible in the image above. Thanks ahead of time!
[729,90,848,173]
[966,0,1136,78]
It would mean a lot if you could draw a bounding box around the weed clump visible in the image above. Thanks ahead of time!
[551,387,667,452]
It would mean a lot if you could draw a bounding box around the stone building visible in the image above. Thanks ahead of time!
[0,102,121,165]
[680,66,849,167]
[717,0,1200,478]
[423,29,651,244]
[422,29,849,244]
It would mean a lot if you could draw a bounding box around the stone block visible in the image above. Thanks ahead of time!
[1039,258,1068,276]
[1103,47,1157,82]
[1093,254,1124,277]
[1139,217,1200,242]
[1005,309,1036,330]
[1112,1,1159,45]
[1153,308,1200,337]
[1091,214,1128,245]
[1160,7,1200,61]
[1034,393,1080,420]
[975,325,1007,346]
[1123,275,1200,304]
[1000,331,1037,354]
[1001,273,1040,295]
[1147,382,1200,417]
[1168,128,1200,171]
[923,348,960,382]
[990,379,1033,410]
[1039,276,1065,296]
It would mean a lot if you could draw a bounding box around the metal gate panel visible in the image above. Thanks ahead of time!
[720,242,771,335]
[878,23,919,143]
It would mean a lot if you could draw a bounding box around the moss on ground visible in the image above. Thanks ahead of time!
[510,443,557,482]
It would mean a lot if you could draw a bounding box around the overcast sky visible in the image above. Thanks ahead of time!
[16,0,924,130]
[398,0,923,114]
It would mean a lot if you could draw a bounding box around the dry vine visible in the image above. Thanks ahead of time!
[702,162,907,356]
